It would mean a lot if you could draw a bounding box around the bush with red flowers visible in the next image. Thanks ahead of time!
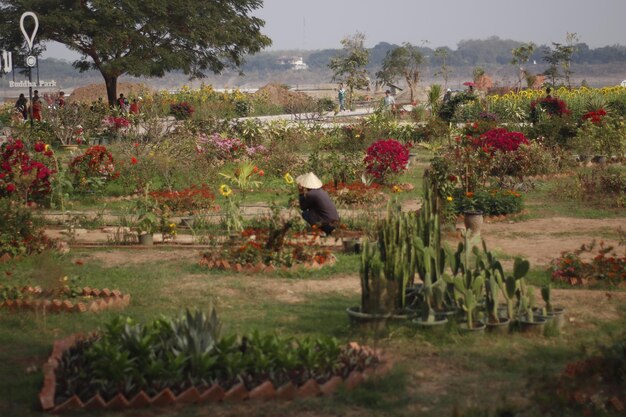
[530,96,571,122]
[322,181,385,206]
[363,139,409,183]
[0,139,55,204]
[474,128,530,153]
[68,146,118,193]
[170,101,195,120]
[149,184,217,214]
[582,108,607,125]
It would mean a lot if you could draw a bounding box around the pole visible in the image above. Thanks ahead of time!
[28,66,33,127]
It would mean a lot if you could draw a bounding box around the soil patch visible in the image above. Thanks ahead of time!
[81,249,200,267]
[254,83,314,110]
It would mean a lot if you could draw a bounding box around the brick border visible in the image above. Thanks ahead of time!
[39,336,393,412]
[0,287,130,313]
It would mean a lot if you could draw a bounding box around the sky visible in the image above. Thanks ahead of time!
[42,0,626,60]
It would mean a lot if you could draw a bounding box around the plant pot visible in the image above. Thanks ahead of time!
[407,153,418,168]
[346,306,391,331]
[342,238,361,254]
[413,314,448,329]
[59,144,80,152]
[486,317,511,334]
[458,320,486,334]
[534,307,566,332]
[516,317,547,335]
[463,211,484,235]
[138,233,153,246]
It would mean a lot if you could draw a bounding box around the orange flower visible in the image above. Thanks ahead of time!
[258,170,264,176]
[466,192,474,198]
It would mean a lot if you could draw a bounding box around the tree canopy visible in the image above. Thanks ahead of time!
[0,0,272,105]
[376,42,424,102]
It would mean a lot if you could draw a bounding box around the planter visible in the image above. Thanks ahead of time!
[534,307,566,332]
[486,317,511,334]
[342,238,361,254]
[59,144,80,152]
[412,315,448,330]
[346,306,391,331]
[463,211,484,235]
[458,321,486,334]
[138,233,154,246]
[407,153,418,168]
[516,317,547,335]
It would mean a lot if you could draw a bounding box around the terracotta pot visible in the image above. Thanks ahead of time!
[138,233,153,246]
[463,211,484,235]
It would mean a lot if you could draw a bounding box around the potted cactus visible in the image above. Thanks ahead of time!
[535,284,566,331]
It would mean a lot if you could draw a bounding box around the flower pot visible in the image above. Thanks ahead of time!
[59,144,80,152]
[412,315,448,330]
[138,233,153,246]
[407,153,418,168]
[346,306,391,331]
[463,211,484,235]
[533,307,566,332]
[486,317,511,334]
[516,317,547,335]
[458,320,486,334]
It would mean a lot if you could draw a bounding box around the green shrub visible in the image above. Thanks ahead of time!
[453,188,524,215]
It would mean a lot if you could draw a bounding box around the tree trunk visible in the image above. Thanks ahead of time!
[104,75,119,107]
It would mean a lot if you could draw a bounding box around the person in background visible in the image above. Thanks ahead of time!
[296,172,340,236]
[30,91,42,121]
[57,91,66,107]
[338,83,346,111]
[383,89,396,115]
[14,93,27,120]
[129,98,140,115]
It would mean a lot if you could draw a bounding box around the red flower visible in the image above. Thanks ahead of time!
[131,157,138,165]
[6,183,15,192]
[34,142,45,152]
[258,170,264,176]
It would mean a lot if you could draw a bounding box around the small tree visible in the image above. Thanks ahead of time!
[511,42,536,89]
[376,42,424,103]
[329,32,370,110]
[434,47,452,89]
[542,33,579,88]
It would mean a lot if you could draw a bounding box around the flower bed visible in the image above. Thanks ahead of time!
[0,286,130,313]
[550,240,626,287]
[39,311,392,412]
[322,181,386,206]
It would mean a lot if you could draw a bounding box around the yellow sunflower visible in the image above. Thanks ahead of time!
[219,184,232,197]
[284,173,294,185]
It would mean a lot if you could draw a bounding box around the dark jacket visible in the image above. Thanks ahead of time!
[298,188,339,224]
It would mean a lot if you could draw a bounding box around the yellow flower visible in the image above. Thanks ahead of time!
[44,144,50,152]
[169,223,176,229]
[446,196,453,202]
[283,173,294,185]
[62,276,68,282]
[220,184,232,197]
[392,185,402,193]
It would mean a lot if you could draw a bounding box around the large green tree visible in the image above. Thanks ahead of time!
[329,32,369,109]
[375,42,424,102]
[0,0,271,105]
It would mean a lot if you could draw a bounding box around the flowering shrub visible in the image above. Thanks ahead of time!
[550,240,626,286]
[363,139,409,183]
[103,116,130,131]
[582,108,607,125]
[452,188,524,215]
[196,133,268,162]
[68,146,118,193]
[530,96,571,122]
[322,181,385,206]
[474,128,530,153]
[0,139,54,203]
[0,199,52,257]
[532,335,626,416]
[170,101,195,120]
[149,184,216,214]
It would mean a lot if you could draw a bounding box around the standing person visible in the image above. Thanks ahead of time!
[15,94,28,120]
[56,91,66,107]
[296,172,340,236]
[117,93,128,112]
[31,93,42,121]
[338,83,346,111]
[383,89,396,115]
[129,98,140,115]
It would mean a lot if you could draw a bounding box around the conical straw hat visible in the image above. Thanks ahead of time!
[296,172,323,189]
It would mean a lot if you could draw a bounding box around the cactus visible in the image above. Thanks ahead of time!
[541,284,552,313]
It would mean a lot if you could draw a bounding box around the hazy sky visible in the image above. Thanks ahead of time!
[42,0,626,59]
